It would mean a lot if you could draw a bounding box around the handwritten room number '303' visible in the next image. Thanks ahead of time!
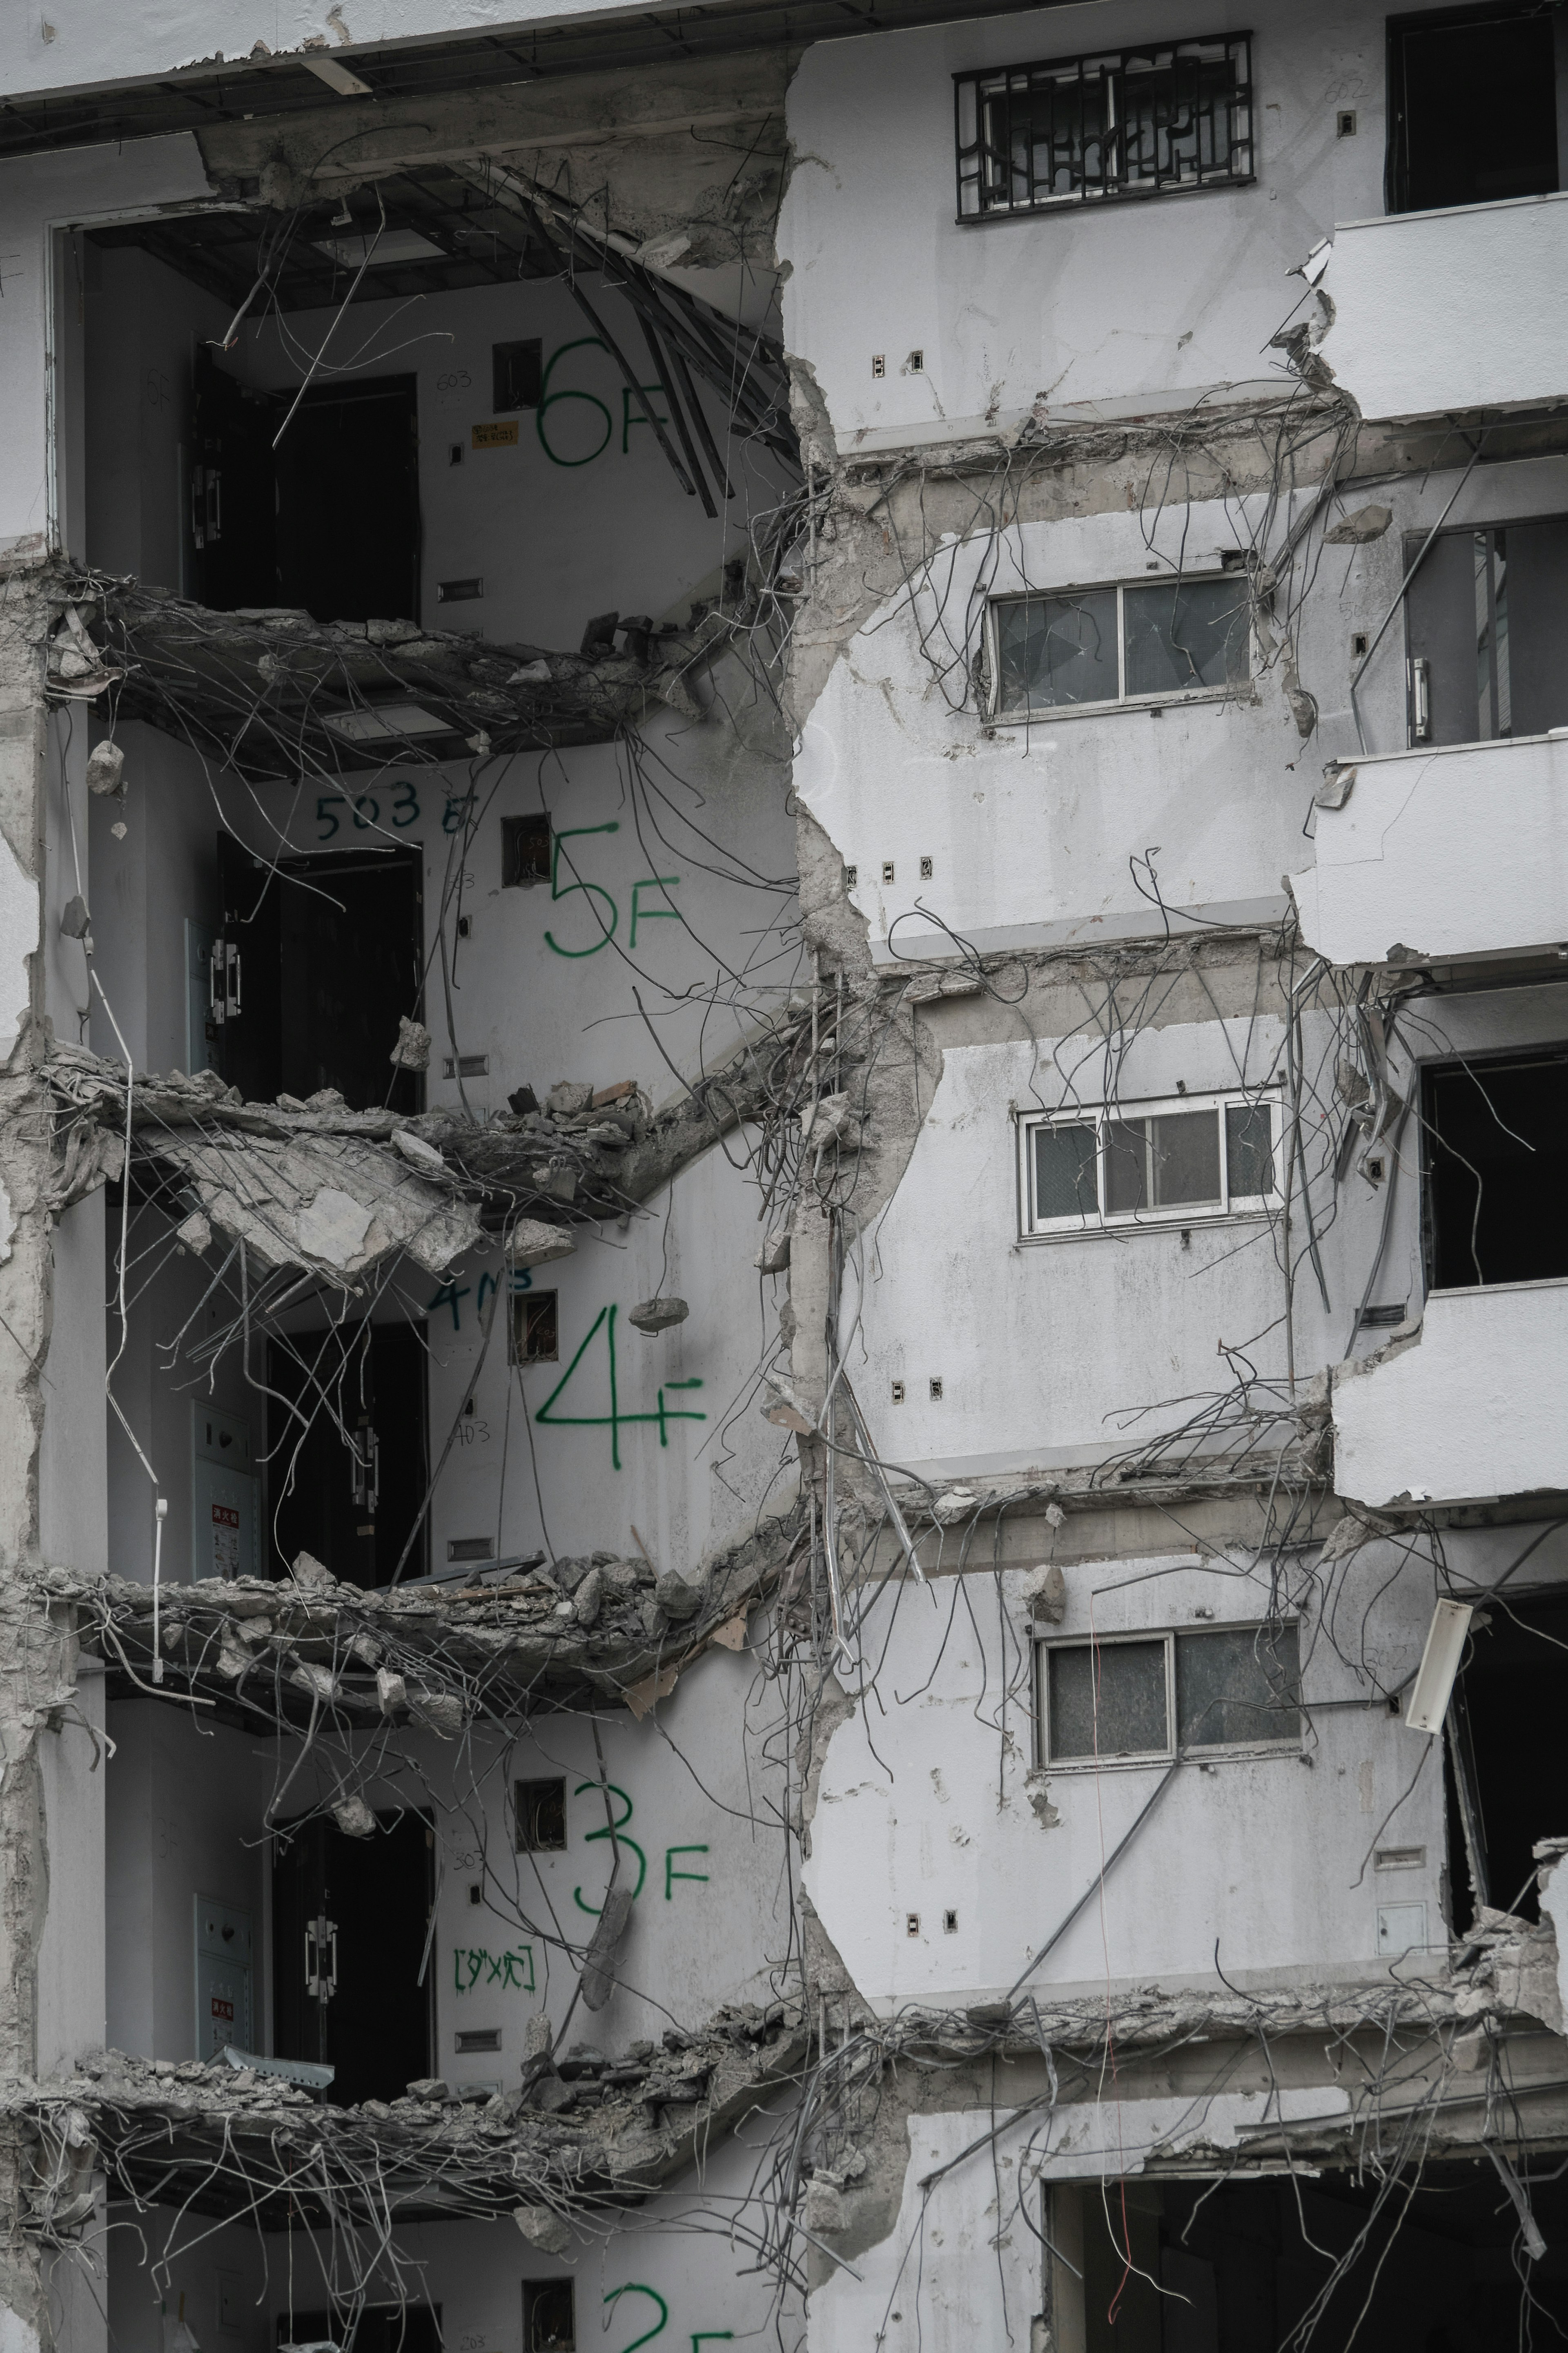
[314,794,681,962]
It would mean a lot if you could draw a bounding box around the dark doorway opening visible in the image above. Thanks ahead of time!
[280,2310,441,2353]
[191,354,420,624]
[266,1320,429,1589]
[1054,2161,1568,2346]
[1421,1051,1568,1290]
[1387,4,1561,214]
[1404,516,1568,747]
[1448,1579,1568,1924]
[272,1808,433,2105]
[212,834,425,1113]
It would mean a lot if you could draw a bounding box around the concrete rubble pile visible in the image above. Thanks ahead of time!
[7,2003,807,2237]
[42,1518,792,1715]
[59,576,768,756]
[42,1037,795,1251]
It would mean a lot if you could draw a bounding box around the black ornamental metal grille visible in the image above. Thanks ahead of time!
[956,33,1255,219]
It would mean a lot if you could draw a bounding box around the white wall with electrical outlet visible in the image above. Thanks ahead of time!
[778,0,1393,448]
[838,1010,1403,1481]
[800,1546,1460,2015]
[383,1651,793,2084]
[793,462,1568,961]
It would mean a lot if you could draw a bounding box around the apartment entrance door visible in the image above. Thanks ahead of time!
[272,1808,434,2105]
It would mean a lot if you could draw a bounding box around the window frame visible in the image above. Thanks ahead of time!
[1035,1621,1303,1772]
[1018,1086,1282,1240]
[955,32,1256,223]
[985,573,1254,724]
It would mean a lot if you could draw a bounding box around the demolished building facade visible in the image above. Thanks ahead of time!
[0,0,1566,2348]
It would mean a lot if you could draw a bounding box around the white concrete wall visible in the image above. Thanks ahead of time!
[36,1671,107,2077]
[410,1638,791,2071]
[780,0,1390,448]
[1316,192,1568,422]
[104,1701,269,2063]
[802,1547,1447,2015]
[1332,1278,1568,1508]
[1291,731,1568,967]
[794,455,1568,959]
[840,1014,1371,1480]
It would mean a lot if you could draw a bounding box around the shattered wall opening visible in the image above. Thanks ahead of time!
[1049,2161,1568,2351]
[1422,1049,1568,1291]
[1449,1585,1568,1923]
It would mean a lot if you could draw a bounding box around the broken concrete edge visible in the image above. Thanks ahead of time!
[36,1508,795,1720]
[4,2012,812,2237]
[42,1000,811,1248]
[67,570,788,758]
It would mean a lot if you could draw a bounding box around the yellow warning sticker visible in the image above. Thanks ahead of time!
[471,420,519,450]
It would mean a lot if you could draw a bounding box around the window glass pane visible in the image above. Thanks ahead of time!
[1103,1118,1147,1213]
[1225,1102,1274,1199]
[1149,1109,1221,1207]
[1034,1122,1099,1220]
[1123,577,1250,697]
[996,591,1118,711]
[1176,1624,1301,1749]
[1048,1640,1168,1760]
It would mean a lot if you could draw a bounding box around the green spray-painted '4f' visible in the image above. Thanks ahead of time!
[535,1304,703,1470]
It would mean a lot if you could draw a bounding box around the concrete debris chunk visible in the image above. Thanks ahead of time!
[296,1186,374,1269]
[290,1662,339,1702]
[85,740,125,795]
[628,1296,688,1334]
[392,1127,445,1172]
[376,1666,407,1714]
[514,2204,572,2255]
[1325,503,1392,544]
[573,1566,605,1626]
[654,1569,702,1621]
[546,1082,594,1116]
[523,2012,555,2060]
[798,1092,861,1147]
[1022,1562,1067,1623]
[579,1884,635,2011]
[932,1487,980,1525]
[802,2177,846,2233]
[175,1211,212,1254]
[405,2075,450,2099]
[390,1016,432,1071]
[60,895,91,940]
[290,1551,337,1590]
[331,1795,377,1839]
[505,1219,576,1271]
[409,1686,465,1737]
[755,1228,791,1273]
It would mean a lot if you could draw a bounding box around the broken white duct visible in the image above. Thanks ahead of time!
[1405,1598,1474,1733]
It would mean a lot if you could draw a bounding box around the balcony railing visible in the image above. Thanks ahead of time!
[1332,1278,1568,1509]
[1315,191,1568,422]
[1290,728,1568,968]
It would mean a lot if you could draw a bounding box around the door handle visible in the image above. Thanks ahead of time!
[351,1427,380,1514]
[209,940,241,1024]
